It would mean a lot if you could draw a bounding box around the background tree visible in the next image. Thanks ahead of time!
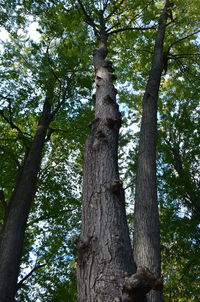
[0,9,92,300]
[133,2,173,302]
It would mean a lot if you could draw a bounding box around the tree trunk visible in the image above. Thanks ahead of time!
[77,28,136,301]
[134,1,172,302]
[0,97,53,302]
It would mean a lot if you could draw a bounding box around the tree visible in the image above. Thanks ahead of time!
[76,1,162,301]
[133,1,173,302]
[0,0,199,301]
[0,78,69,302]
[0,18,89,299]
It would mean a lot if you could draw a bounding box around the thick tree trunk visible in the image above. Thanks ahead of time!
[77,30,136,301]
[0,98,53,302]
[134,1,172,302]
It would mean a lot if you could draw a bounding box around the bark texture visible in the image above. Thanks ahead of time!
[77,29,136,301]
[0,97,53,302]
[134,1,173,302]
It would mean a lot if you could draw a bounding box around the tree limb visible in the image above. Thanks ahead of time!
[46,43,63,86]
[166,16,178,27]
[168,30,200,52]
[105,0,126,20]
[0,190,7,210]
[77,0,99,35]
[171,53,200,59]
[0,109,23,135]
[102,0,109,13]
[16,264,45,291]
[50,85,70,118]
[0,108,32,148]
[106,22,121,33]
[108,26,155,35]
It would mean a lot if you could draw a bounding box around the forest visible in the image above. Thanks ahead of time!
[0,0,199,301]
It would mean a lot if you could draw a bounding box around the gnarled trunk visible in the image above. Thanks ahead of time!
[77,30,136,301]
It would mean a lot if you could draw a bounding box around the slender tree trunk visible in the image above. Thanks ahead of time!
[0,97,53,302]
[77,27,136,301]
[134,1,172,302]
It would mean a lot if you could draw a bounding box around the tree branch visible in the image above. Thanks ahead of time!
[0,108,32,148]
[168,30,200,52]
[102,0,109,13]
[0,109,23,135]
[16,264,45,291]
[105,0,126,20]
[0,190,7,210]
[50,85,69,118]
[50,0,70,13]
[77,0,99,35]
[108,26,155,35]
[46,43,62,86]
[171,53,200,59]
[45,127,55,142]
[166,16,178,27]
[106,22,121,33]
[171,54,196,83]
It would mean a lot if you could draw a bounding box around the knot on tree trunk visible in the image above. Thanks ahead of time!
[111,179,123,194]
[93,47,108,59]
[122,267,163,302]
[106,117,122,128]
[93,47,108,68]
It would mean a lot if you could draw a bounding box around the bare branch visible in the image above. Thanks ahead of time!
[102,0,109,13]
[171,53,200,59]
[16,264,45,291]
[168,30,200,52]
[105,0,126,20]
[106,22,121,33]
[50,86,69,118]
[108,26,155,35]
[170,54,198,83]
[0,108,32,149]
[77,0,99,35]
[0,109,23,135]
[28,208,75,226]
[166,16,178,27]
[46,43,62,86]
[138,48,154,54]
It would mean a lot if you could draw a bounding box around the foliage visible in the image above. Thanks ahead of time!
[0,0,199,301]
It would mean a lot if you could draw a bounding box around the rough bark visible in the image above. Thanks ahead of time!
[134,1,173,302]
[0,97,53,302]
[77,26,136,301]
[76,9,163,300]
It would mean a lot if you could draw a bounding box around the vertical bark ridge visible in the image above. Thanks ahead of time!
[0,98,53,302]
[134,1,173,302]
[77,32,136,301]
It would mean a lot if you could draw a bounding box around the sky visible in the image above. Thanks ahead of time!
[0,21,40,43]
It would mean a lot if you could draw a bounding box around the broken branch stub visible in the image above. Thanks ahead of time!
[122,267,163,301]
